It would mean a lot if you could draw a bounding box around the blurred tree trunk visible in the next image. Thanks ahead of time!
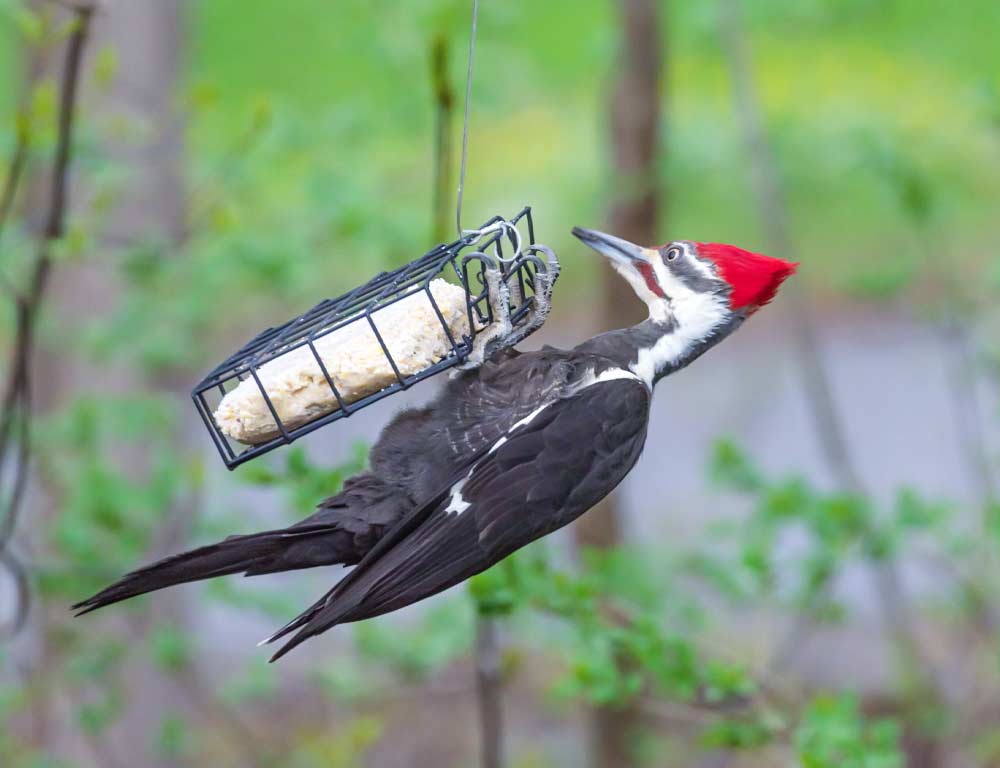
[14,5,93,754]
[717,1,944,766]
[574,2,662,766]
[27,2,190,765]
[94,5,190,766]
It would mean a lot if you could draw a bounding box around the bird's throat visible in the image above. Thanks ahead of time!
[632,294,736,386]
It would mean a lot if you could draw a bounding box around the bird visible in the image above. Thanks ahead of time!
[74,228,797,661]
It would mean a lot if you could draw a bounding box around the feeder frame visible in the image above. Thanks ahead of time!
[192,207,553,469]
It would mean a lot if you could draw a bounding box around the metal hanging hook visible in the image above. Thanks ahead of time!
[462,219,524,264]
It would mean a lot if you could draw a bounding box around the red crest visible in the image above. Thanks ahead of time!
[694,243,797,312]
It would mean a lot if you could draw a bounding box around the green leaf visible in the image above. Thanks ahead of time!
[709,439,762,492]
[155,713,195,760]
[94,46,119,89]
[12,6,44,42]
[220,659,277,704]
[893,488,948,530]
[148,625,193,672]
[793,693,903,768]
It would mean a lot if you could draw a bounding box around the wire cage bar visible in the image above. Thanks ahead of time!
[193,207,554,469]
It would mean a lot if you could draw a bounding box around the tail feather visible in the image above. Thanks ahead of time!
[72,524,352,616]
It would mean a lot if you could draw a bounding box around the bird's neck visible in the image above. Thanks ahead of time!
[581,293,739,387]
[640,292,740,385]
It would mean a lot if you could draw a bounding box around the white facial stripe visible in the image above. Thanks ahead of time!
[684,244,718,281]
[652,255,700,304]
[630,292,729,386]
[653,242,718,284]
[615,262,670,323]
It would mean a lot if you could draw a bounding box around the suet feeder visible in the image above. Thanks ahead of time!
[192,207,558,469]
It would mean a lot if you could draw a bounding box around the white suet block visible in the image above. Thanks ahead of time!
[215,279,471,445]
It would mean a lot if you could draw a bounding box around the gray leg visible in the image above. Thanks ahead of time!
[492,246,560,350]
[459,246,560,369]
[460,261,512,369]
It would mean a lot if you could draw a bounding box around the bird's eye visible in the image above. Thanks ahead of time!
[665,246,682,262]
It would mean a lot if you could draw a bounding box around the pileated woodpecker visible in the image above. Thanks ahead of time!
[75,228,796,661]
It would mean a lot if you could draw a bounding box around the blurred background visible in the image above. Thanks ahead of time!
[1,0,999,766]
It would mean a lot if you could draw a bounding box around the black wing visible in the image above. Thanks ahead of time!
[266,377,651,661]
[434,348,576,458]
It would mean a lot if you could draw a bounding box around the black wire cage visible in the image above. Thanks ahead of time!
[193,207,557,469]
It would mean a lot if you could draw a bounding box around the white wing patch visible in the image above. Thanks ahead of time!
[504,369,641,442]
[445,473,473,515]
[452,368,644,517]
[591,367,642,385]
[570,366,645,392]
[442,405,548,517]
[508,404,548,433]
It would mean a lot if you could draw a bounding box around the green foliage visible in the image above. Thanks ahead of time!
[700,709,785,750]
[696,439,959,620]
[219,658,278,705]
[149,623,194,673]
[469,545,749,713]
[239,442,368,518]
[1,1,999,765]
[156,713,197,761]
[288,716,382,768]
[36,395,191,598]
[793,694,903,768]
[352,599,473,682]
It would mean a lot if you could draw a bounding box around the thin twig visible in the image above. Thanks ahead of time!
[0,128,29,286]
[430,35,454,244]
[940,317,997,505]
[0,361,31,547]
[66,687,125,768]
[0,550,30,634]
[937,315,1000,634]
[0,1,96,638]
[475,616,505,768]
[176,665,272,768]
[0,120,28,234]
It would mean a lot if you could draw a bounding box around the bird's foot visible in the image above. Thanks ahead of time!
[459,245,560,369]
[460,263,512,369]
[489,245,561,352]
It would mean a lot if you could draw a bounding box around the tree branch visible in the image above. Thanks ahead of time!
[475,616,505,768]
[0,125,29,246]
[0,1,96,639]
[430,35,454,244]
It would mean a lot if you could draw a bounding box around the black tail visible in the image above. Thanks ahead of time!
[72,524,357,616]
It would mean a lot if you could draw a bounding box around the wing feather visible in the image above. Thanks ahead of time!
[267,378,650,661]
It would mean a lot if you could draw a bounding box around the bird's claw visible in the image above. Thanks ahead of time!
[461,262,512,369]
[460,246,560,370]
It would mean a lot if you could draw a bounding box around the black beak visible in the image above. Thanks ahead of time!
[572,227,651,267]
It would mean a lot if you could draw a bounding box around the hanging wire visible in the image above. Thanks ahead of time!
[455,0,480,238]
[453,0,525,264]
